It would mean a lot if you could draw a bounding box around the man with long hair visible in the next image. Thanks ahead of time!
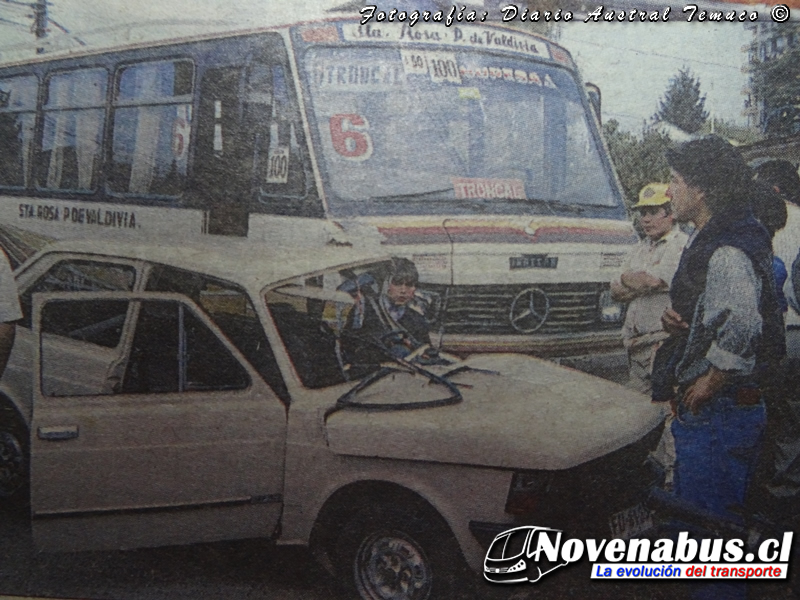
[656,136,784,524]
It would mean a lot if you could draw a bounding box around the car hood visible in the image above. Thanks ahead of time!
[325,354,664,470]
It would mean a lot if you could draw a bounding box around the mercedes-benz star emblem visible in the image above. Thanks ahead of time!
[509,288,550,333]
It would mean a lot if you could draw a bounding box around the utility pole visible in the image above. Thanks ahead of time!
[33,0,47,53]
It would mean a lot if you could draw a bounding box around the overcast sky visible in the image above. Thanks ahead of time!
[0,0,756,133]
[560,21,751,132]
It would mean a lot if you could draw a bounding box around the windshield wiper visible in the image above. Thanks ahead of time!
[369,188,453,202]
[324,330,462,419]
[329,364,462,417]
[370,192,590,214]
[513,197,586,214]
[441,365,500,378]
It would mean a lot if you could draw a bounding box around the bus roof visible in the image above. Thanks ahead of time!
[0,12,338,68]
[0,10,565,71]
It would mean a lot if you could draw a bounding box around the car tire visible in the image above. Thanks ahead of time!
[335,503,461,600]
[0,410,28,513]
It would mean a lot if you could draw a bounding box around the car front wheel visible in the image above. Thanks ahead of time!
[337,504,460,600]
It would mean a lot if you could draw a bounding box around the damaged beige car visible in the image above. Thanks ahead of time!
[0,240,663,600]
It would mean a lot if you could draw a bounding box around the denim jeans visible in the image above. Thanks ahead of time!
[672,394,765,600]
[672,393,766,520]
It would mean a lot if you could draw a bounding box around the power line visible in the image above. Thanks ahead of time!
[0,0,47,46]
[566,37,743,71]
[0,15,28,29]
[0,0,32,13]
[0,3,31,18]
[0,0,86,55]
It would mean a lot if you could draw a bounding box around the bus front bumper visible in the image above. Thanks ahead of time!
[439,329,624,357]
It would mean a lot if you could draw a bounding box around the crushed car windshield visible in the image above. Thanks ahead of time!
[264,260,462,409]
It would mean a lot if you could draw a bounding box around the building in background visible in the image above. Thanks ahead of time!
[743,22,800,135]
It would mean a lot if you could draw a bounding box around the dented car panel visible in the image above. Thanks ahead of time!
[324,353,663,471]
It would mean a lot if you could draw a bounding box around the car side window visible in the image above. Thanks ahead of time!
[41,298,130,349]
[266,270,372,389]
[121,300,249,394]
[40,298,133,397]
[21,259,137,332]
[145,264,290,404]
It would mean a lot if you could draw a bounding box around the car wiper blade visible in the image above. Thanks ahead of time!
[325,330,462,419]
[441,365,501,378]
[340,328,448,383]
[328,365,462,418]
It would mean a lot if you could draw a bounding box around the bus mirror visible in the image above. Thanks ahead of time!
[585,82,601,124]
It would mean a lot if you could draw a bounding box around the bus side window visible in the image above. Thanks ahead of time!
[196,56,321,236]
[109,60,194,198]
[35,68,107,193]
[0,75,37,189]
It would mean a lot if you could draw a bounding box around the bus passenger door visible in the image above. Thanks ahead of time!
[196,44,320,238]
[196,67,251,236]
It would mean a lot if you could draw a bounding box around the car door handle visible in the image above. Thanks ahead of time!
[37,425,79,441]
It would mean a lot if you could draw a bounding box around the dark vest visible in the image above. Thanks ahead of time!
[652,208,785,401]
[670,208,785,372]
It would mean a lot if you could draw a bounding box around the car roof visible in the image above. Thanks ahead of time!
[29,238,388,291]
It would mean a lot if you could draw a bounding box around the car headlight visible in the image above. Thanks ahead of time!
[599,289,623,323]
[505,471,553,515]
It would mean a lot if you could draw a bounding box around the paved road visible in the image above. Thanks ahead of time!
[0,506,348,600]
[1,505,795,600]
[0,504,633,600]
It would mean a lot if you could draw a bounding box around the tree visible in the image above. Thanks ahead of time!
[749,24,800,135]
[602,119,672,208]
[654,68,709,134]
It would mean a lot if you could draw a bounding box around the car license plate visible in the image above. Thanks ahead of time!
[609,503,653,539]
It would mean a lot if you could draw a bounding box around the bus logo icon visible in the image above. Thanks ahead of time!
[509,288,550,333]
[484,526,568,584]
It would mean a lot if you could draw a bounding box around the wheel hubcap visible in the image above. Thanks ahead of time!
[355,531,432,600]
[0,431,24,497]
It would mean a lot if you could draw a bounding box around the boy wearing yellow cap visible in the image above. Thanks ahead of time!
[611,183,689,395]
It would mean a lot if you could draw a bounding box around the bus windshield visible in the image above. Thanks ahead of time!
[300,45,620,218]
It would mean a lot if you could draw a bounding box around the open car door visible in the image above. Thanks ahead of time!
[30,291,286,552]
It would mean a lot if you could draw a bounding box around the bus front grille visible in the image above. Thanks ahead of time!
[427,283,618,335]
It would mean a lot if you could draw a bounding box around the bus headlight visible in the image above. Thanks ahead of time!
[599,289,623,323]
[506,559,527,573]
